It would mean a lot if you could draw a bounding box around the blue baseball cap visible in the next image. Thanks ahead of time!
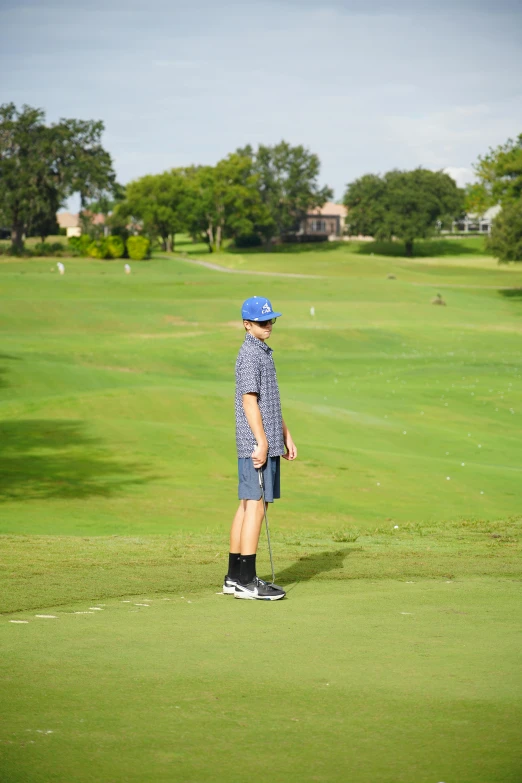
[241,296,282,321]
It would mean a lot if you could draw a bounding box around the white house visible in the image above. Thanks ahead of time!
[452,205,501,234]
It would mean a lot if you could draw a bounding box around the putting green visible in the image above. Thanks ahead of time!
[1,579,520,783]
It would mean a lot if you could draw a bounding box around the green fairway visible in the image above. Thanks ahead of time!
[1,241,521,536]
[1,240,522,781]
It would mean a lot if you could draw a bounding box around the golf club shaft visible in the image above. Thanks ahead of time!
[258,468,275,584]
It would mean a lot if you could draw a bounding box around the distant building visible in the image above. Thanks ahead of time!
[57,212,81,238]
[452,205,501,234]
[56,212,107,238]
[299,202,347,240]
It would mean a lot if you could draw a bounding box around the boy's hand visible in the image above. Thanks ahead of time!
[251,441,268,469]
[282,431,297,461]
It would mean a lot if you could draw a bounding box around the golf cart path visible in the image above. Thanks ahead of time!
[174,254,324,278]
[175,255,522,288]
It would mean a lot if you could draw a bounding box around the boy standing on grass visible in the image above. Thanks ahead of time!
[223,296,297,601]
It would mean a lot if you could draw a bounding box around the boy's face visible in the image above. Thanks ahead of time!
[244,319,274,342]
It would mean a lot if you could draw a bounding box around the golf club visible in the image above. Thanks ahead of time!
[258,468,276,585]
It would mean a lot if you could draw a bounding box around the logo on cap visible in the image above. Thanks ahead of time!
[261,302,271,314]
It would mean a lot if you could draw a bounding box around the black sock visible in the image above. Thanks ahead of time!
[239,554,256,585]
[228,552,241,580]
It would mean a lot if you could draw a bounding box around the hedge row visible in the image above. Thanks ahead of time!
[0,241,68,257]
[0,236,151,260]
[68,235,150,260]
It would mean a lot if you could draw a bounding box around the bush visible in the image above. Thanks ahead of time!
[488,202,522,262]
[0,244,34,257]
[106,235,125,259]
[68,235,92,256]
[127,236,150,260]
[87,239,111,259]
[33,241,66,256]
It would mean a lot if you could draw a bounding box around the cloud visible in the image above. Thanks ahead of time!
[384,101,521,172]
[443,167,475,188]
[2,0,522,198]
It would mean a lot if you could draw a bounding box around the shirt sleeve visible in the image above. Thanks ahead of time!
[236,355,261,395]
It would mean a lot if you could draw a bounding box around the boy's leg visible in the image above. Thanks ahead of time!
[237,499,265,585]
[229,500,246,554]
[228,498,265,566]
[239,499,266,555]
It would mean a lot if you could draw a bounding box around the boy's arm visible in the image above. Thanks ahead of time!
[282,417,297,461]
[242,393,268,469]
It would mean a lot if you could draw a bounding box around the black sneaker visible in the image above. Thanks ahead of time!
[223,575,239,595]
[234,576,286,601]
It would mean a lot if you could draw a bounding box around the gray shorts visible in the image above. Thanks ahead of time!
[238,456,281,503]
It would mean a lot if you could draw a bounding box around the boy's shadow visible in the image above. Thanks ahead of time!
[263,548,355,589]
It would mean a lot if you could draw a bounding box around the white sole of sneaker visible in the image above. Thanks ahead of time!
[222,584,237,595]
[234,591,285,601]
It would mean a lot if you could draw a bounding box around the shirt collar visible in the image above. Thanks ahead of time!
[244,332,272,354]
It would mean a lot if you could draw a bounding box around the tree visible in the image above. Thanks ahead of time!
[344,168,464,256]
[178,166,214,249]
[180,155,269,252]
[0,104,116,251]
[465,134,522,212]
[211,153,269,251]
[487,200,522,262]
[82,183,126,239]
[114,171,187,251]
[239,141,332,247]
[84,182,126,220]
[28,184,60,242]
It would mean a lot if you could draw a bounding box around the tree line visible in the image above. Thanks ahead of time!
[343,136,522,259]
[106,143,333,253]
[1,103,521,260]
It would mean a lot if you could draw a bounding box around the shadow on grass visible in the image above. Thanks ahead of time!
[356,239,488,258]
[0,419,154,502]
[270,548,354,586]
[499,287,522,299]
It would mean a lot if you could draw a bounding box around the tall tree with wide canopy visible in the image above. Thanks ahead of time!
[344,168,464,256]
[0,103,116,251]
[239,141,333,247]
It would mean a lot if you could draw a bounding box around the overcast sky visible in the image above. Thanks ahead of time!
[2,0,521,206]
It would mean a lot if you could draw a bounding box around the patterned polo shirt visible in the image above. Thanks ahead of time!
[235,333,285,458]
